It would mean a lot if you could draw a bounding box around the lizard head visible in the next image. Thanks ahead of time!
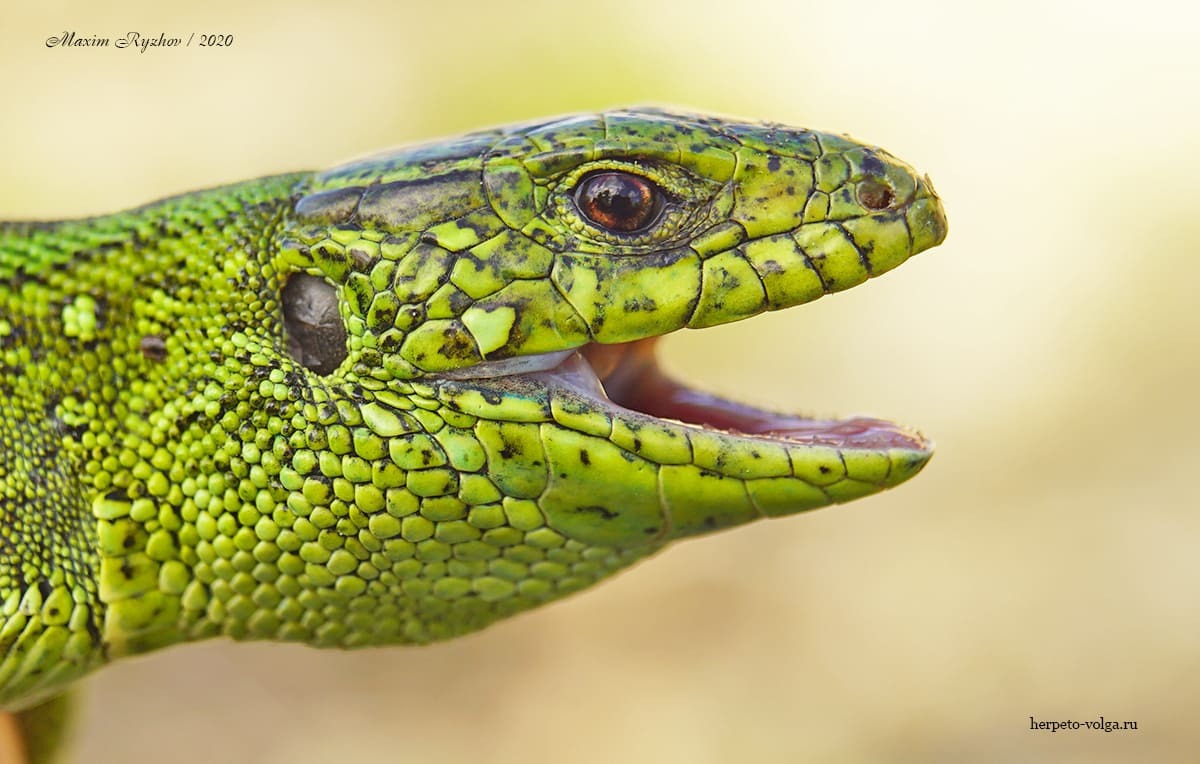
[275,109,945,571]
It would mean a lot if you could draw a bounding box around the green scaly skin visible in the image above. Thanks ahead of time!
[0,109,947,717]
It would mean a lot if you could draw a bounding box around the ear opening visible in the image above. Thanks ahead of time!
[281,273,347,375]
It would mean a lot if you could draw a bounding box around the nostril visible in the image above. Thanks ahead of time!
[856,177,895,211]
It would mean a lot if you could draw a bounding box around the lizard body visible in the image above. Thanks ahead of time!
[0,109,947,717]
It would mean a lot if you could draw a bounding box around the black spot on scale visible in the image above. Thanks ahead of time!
[623,297,658,312]
[140,335,167,363]
[818,465,831,474]
[860,153,886,177]
[437,331,476,361]
[767,155,782,173]
[579,449,591,466]
[576,505,617,520]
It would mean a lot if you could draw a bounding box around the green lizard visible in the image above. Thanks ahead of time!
[0,108,946,760]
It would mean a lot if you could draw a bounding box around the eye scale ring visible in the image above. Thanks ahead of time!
[573,171,663,233]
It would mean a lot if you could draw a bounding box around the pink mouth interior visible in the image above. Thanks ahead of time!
[577,338,926,450]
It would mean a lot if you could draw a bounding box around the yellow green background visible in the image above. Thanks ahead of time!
[3,1,1198,761]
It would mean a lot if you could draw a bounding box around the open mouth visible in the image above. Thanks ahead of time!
[438,338,929,453]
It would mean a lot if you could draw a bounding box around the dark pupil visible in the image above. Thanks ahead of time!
[577,172,658,232]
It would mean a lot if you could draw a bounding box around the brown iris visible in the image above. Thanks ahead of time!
[574,172,662,233]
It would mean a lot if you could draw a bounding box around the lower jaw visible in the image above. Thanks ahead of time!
[425,337,932,536]
[456,337,929,453]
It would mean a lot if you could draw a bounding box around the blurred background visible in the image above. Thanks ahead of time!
[3,1,1199,761]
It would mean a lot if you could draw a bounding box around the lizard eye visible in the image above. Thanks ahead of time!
[574,171,664,233]
[282,273,347,375]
